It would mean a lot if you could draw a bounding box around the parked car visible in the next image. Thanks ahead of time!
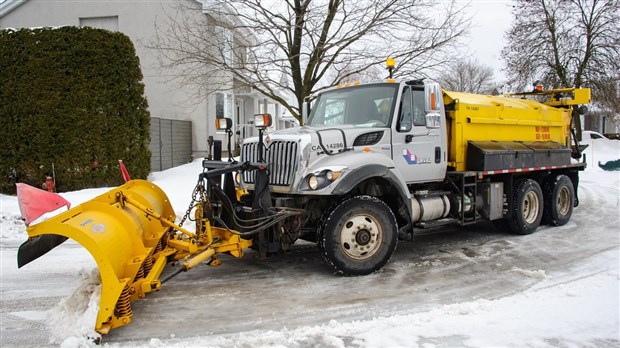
[581,130,609,142]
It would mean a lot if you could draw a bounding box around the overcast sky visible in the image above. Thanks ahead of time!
[0,0,515,84]
[460,0,514,83]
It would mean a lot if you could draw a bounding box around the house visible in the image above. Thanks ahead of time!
[0,0,285,170]
[583,109,620,136]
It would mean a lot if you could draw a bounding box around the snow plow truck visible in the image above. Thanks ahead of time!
[17,62,591,335]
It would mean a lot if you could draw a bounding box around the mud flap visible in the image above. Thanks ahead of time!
[17,180,175,334]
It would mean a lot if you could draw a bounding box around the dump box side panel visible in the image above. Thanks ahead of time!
[443,91,572,171]
[466,141,572,171]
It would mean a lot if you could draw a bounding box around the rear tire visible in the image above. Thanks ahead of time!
[543,175,574,226]
[508,179,543,235]
[320,195,398,276]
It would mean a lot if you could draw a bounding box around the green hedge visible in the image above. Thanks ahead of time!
[0,27,151,194]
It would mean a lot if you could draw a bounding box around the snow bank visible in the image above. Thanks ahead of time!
[581,137,620,171]
[147,159,215,225]
[47,268,101,347]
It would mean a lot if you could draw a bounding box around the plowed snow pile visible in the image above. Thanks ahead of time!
[47,269,101,347]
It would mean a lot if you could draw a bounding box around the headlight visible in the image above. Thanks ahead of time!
[302,168,346,191]
[325,170,342,181]
[234,171,242,185]
[308,174,319,190]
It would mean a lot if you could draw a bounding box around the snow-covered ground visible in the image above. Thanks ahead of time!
[1,139,619,348]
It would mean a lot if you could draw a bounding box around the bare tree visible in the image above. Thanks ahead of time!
[435,58,497,94]
[501,0,620,91]
[591,74,620,123]
[151,0,470,121]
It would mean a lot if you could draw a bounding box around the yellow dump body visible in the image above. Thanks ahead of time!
[443,91,573,171]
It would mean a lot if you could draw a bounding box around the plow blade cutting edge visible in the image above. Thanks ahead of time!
[18,180,176,334]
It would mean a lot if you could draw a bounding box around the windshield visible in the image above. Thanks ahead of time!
[307,84,398,127]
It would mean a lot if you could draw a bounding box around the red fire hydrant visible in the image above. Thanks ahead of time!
[42,175,55,192]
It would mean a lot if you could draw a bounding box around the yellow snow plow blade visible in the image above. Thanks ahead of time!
[19,180,176,334]
[19,179,255,335]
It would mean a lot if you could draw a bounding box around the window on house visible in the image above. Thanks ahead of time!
[225,94,233,119]
[258,101,276,116]
[79,16,119,31]
[222,28,233,66]
[216,93,224,118]
[216,93,233,119]
[236,45,247,68]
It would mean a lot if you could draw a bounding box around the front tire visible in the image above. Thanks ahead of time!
[508,179,544,235]
[320,195,398,276]
[543,175,574,226]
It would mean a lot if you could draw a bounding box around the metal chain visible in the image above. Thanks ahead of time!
[178,182,201,227]
[199,185,209,212]
[179,179,212,228]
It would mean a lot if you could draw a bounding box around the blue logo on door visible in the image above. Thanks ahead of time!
[402,149,417,165]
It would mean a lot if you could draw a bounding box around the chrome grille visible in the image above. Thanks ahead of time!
[241,140,298,186]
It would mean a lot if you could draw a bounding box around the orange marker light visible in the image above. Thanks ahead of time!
[253,113,272,128]
[216,117,232,130]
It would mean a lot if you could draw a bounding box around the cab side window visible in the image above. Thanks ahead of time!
[398,87,413,132]
[412,88,426,126]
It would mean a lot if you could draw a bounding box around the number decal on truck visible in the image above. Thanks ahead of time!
[311,143,344,151]
[535,126,551,140]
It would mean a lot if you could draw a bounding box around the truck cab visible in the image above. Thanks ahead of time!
[305,81,448,183]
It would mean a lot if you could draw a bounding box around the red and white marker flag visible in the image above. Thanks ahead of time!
[15,183,71,226]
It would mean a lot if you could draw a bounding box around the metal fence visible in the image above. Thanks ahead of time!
[150,118,192,172]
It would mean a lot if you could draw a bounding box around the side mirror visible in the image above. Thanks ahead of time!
[425,113,441,129]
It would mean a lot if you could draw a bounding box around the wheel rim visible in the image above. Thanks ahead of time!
[339,214,382,260]
[522,191,540,224]
[557,186,571,216]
